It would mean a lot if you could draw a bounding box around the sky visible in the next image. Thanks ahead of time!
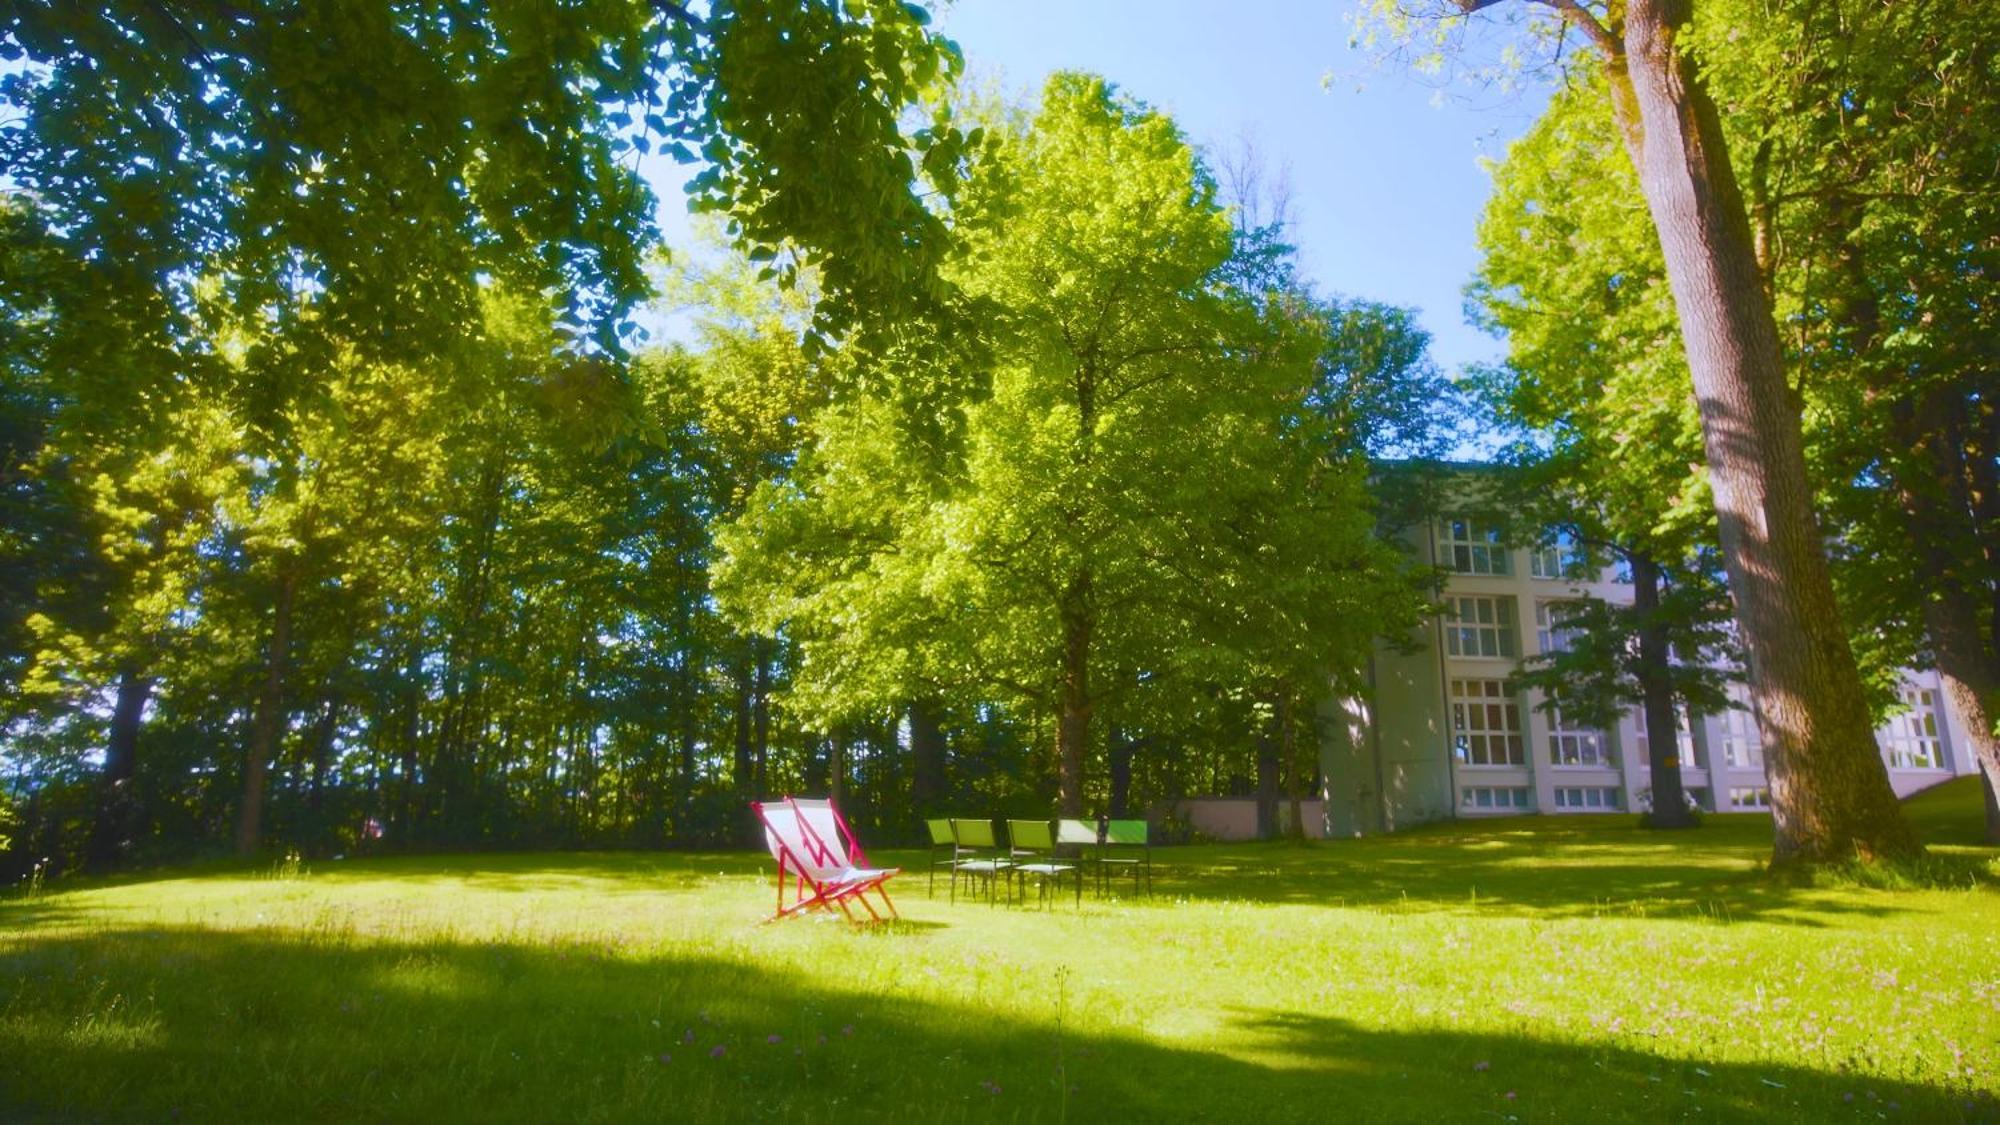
[648,0,1551,375]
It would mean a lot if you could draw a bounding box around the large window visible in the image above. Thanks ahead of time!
[1530,529,1592,580]
[1445,595,1518,659]
[1461,786,1531,812]
[1879,687,1944,770]
[1635,705,1703,770]
[1534,600,1584,655]
[1728,786,1771,810]
[1441,517,1511,576]
[1554,786,1621,811]
[1452,678,1525,766]
[1548,706,1613,767]
[1719,686,1762,769]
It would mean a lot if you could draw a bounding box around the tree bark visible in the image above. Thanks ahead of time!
[85,667,153,871]
[237,568,296,855]
[1055,571,1094,816]
[908,698,948,812]
[732,652,755,802]
[1107,726,1134,818]
[1630,553,1695,827]
[1891,391,2000,844]
[1281,693,1308,840]
[1255,698,1281,840]
[306,689,343,852]
[751,641,772,798]
[1616,0,1917,863]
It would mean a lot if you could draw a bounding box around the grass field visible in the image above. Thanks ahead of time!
[4,781,1997,1123]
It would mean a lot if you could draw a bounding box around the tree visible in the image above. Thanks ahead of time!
[1457,2,2000,844]
[718,74,1430,819]
[1372,0,1919,862]
[2,0,972,856]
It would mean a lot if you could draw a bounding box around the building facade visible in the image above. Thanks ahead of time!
[1317,509,1981,837]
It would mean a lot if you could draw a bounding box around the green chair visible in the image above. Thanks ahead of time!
[948,818,1010,905]
[1102,818,1152,896]
[1056,818,1102,895]
[925,818,957,898]
[1006,819,1081,908]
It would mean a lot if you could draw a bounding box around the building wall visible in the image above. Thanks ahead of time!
[1320,507,1980,835]
[1163,798,1328,841]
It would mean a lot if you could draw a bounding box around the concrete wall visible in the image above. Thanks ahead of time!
[1161,798,1328,841]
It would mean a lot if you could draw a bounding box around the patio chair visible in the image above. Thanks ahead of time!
[1005,819,1081,908]
[925,818,956,898]
[1056,818,1103,894]
[791,797,872,868]
[1102,818,1152,896]
[752,797,900,924]
[948,818,1010,905]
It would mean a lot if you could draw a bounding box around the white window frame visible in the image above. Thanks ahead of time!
[1878,687,1944,770]
[1728,786,1771,810]
[1441,517,1511,576]
[1451,678,1526,766]
[1445,595,1519,659]
[1553,786,1621,811]
[1530,529,1591,581]
[1547,705,1613,768]
[1719,686,1762,770]
[1534,600,1585,656]
[1460,785,1531,812]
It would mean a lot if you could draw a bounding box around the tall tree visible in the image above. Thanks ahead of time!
[1373,0,1919,862]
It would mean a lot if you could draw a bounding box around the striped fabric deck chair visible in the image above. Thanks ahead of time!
[752,797,901,924]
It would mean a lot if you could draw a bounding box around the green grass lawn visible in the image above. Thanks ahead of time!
[4,781,1997,1123]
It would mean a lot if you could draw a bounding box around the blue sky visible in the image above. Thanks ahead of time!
[648,0,1549,374]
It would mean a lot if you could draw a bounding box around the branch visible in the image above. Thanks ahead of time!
[651,0,709,32]
[1535,0,1621,59]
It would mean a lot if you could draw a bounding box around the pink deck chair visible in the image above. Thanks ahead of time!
[752,797,901,924]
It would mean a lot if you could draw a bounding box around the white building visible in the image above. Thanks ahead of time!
[1317,504,1981,836]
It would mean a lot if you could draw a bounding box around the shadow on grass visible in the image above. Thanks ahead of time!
[1,926,1991,1123]
[1107,798,1997,924]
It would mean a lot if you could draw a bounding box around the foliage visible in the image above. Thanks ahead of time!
[1506,568,1736,730]
[1464,5,2000,726]
[715,73,1434,813]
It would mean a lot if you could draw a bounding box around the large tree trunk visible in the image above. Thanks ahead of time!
[1891,391,2000,844]
[908,698,948,812]
[1616,0,1917,863]
[85,668,153,871]
[1630,553,1695,828]
[1055,571,1094,816]
[237,569,296,855]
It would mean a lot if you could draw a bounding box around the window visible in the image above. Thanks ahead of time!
[1548,705,1613,767]
[1719,686,1762,769]
[1530,530,1592,580]
[1445,596,1518,659]
[1441,518,1511,576]
[1452,678,1525,766]
[1461,786,1531,812]
[1635,706,1703,770]
[1534,600,1585,655]
[1878,687,1944,770]
[1554,786,1621,811]
[1728,786,1771,810]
